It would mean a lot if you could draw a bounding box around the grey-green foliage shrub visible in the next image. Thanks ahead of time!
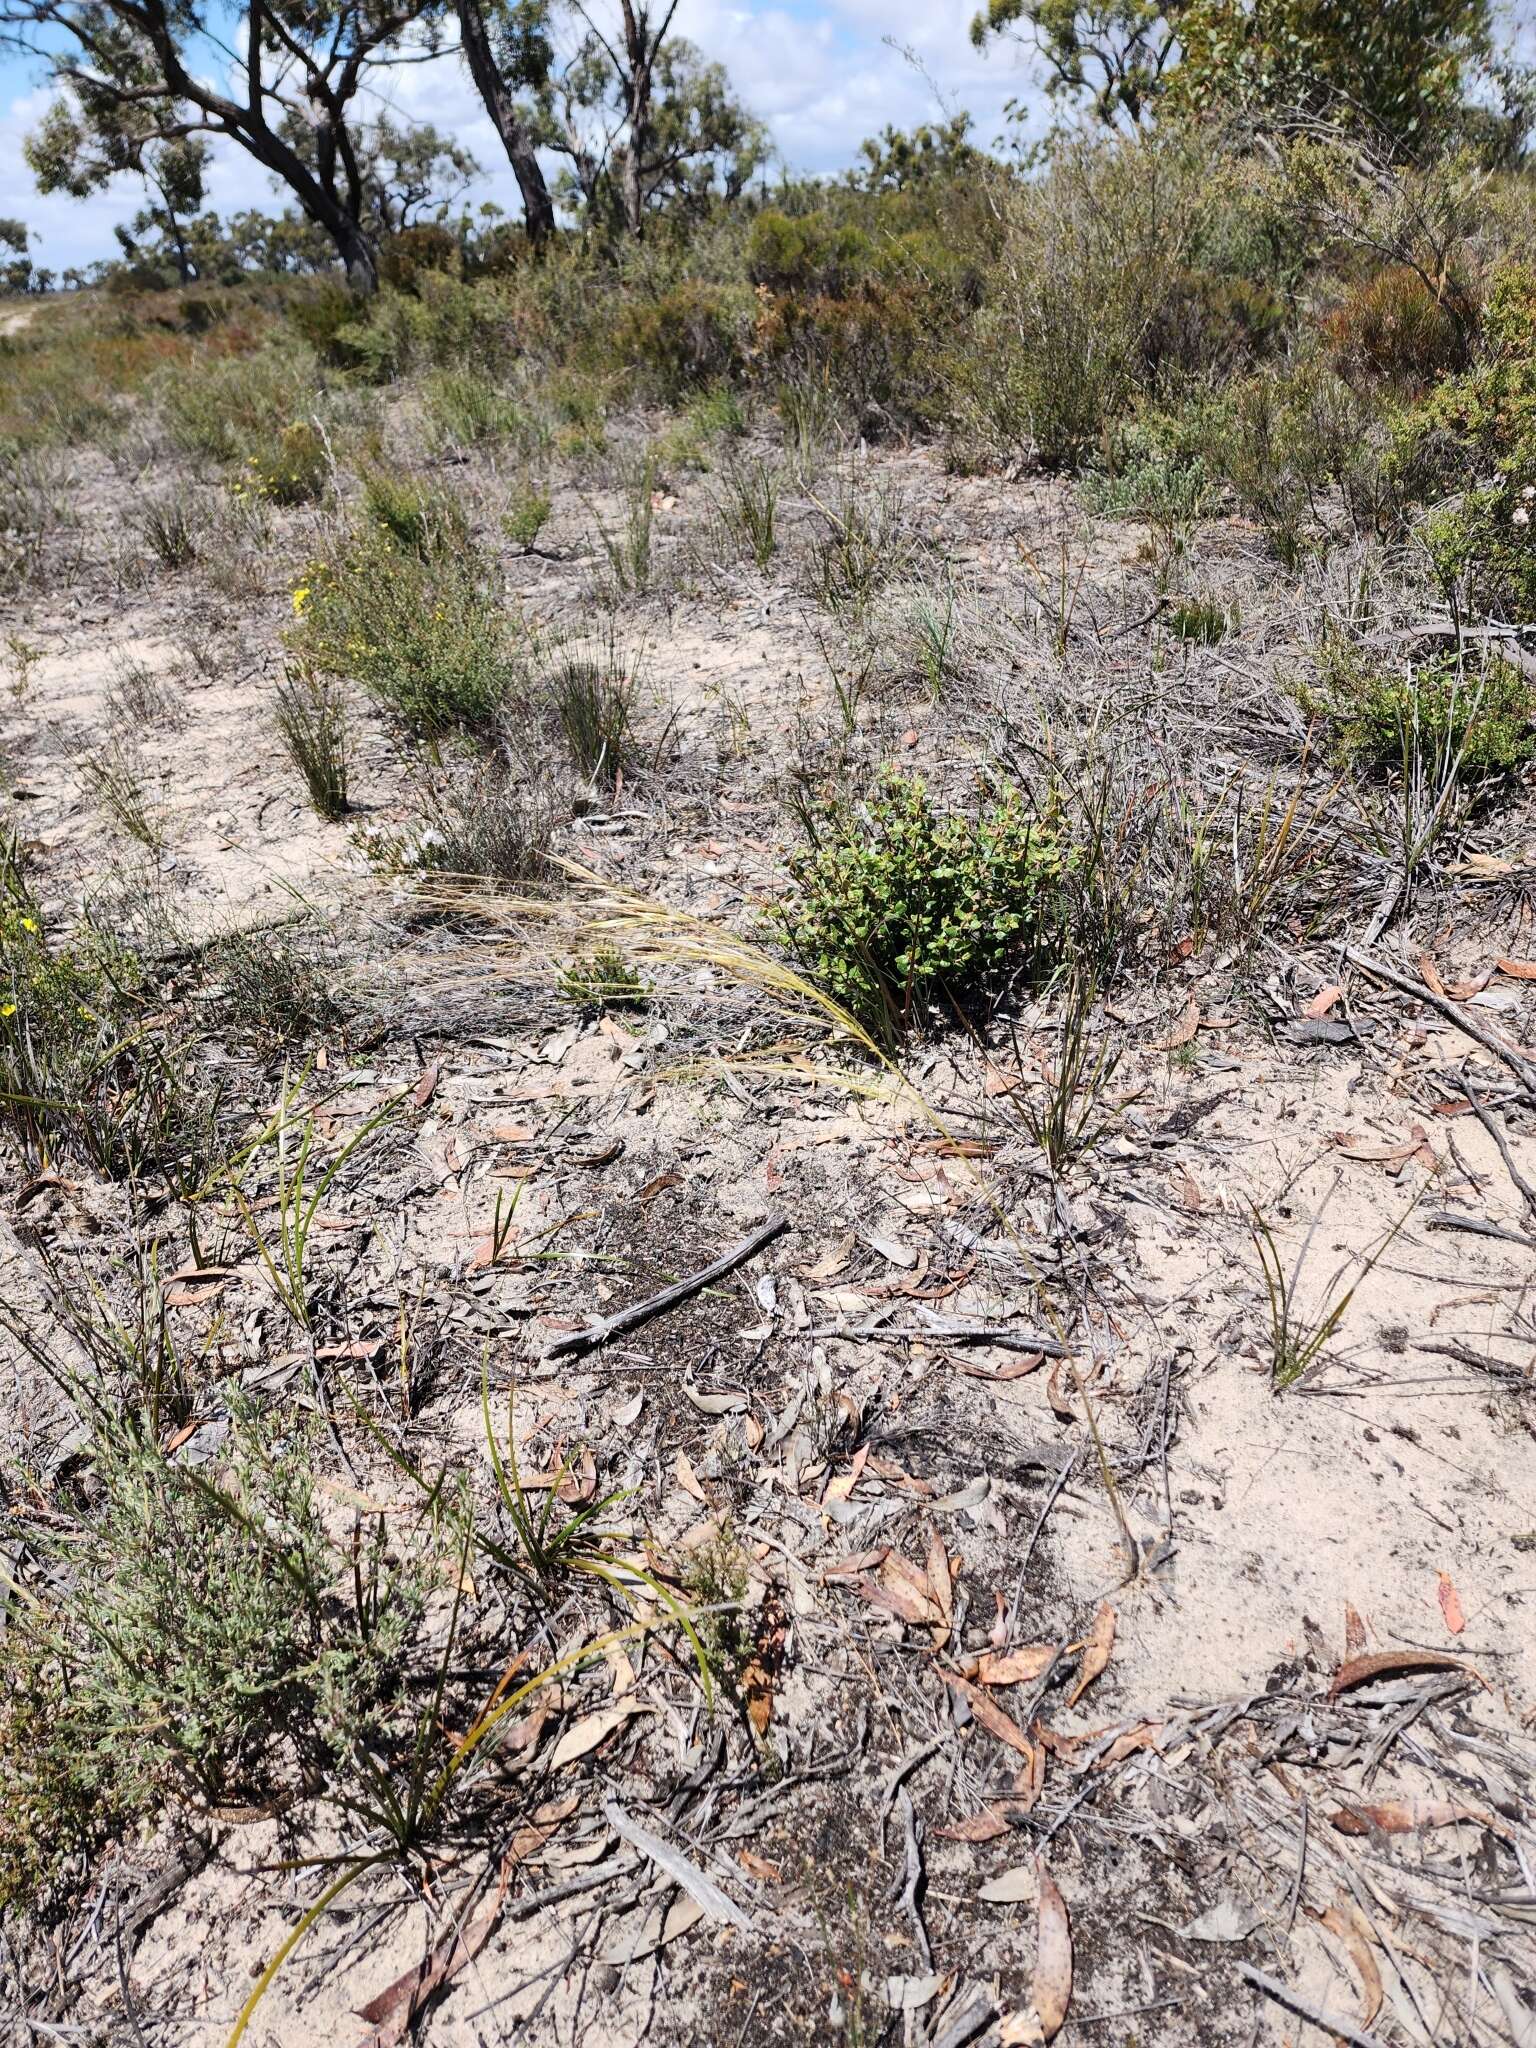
[1388,263,1536,621]
[1196,360,1387,566]
[294,496,518,737]
[953,131,1295,469]
[775,768,1067,1043]
[0,1400,425,1907]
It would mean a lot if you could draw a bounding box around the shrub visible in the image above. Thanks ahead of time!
[422,368,523,449]
[1304,643,1536,778]
[293,525,518,736]
[0,1399,424,1908]
[1388,264,1536,619]
[503,482,553,548]
[158,346,319,462]
[747,209,875,296]
[544,633,635,786]
[807,480,911,615]
[238,419,328,506]
[0,834,213,1178]
[775,769,1068,1043]
[407,750,556,881]
[1326,264,1472,388]
[136,491,198,569]
[558,944,647,1013]
[360,466,470,560]
[613,281,753,398]
[1198,361,1386,566]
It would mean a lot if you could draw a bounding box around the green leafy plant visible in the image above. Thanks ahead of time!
[1304,643,1536,779]
[237,420,328,507]
[503,481,553,548]
[716,457,779,568]
[558,943,648,1012]
[292,524,518,736]
[359,465,469,560]
[776,768,1067,1044]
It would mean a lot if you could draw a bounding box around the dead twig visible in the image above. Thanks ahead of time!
[543,1215,789,1359]
[1344,947,1536,1099]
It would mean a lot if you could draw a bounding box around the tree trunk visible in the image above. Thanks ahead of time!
[457,0,556,246]
[333,216,380,294]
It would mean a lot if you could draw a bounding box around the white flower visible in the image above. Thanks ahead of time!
[1515,507,1531,528]
[1524,485,1536,500]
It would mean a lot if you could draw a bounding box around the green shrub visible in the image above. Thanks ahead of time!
[359,466,470,559]
[775,769,1067,1042]
[422,368,524,449]
[1167,596,1230,642]
[0,834,212,1179]
[558,944,647,1013]
[159,346,319,462]
[1198,362,1386,566]
[503,482,553,548]
[747,209,875,295]
[0,1400,424,1908]
[293,524,518,736]
[613,281,753,398]
[237,418,329,506]
[1304,644,1536,777]
[1388,265,1536,618]
[1082,414,1217,533]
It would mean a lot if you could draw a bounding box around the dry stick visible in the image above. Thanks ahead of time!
[543,1215,789,1360]
[1344,946,1536,1099]
[1237,1963,1389,2048]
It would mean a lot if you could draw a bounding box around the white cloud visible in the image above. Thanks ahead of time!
[0,2,1045,276]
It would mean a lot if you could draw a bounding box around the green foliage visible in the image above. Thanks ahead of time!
[422,368,524,449]
[1304,643,1536,776]
[503,482,553,547]
[558,944,648,1012]
[275,663,351,821]
[0,1399,426,1909]
[158,346,321,463]
[0,832,213,1180]
[747,209,875,295]
[1388,264,1536,618]
[776,769,1068,1042]
[237,420,328,507]
[545,635,636,786]
[359,466,470,560]
[293,522,518,737]
[612,280,754,397]
[1167,595,1230,642]
[807,481,912,615]
[1198,360,1386,566]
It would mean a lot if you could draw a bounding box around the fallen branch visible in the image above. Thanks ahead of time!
[1237,1963,1388,2048]
[542,1215,789,1360]
[1344,946,1536,1098]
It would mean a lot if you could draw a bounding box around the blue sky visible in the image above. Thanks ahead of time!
[0,1,1048,273]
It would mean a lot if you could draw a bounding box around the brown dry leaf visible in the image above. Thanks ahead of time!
[999,1861,1072,2044]
[1329,1648,1484,1698]
[1343,1602,1368,1659]
[412,1061,440,1108]
[948,1350,1045,1383]
[1496,954,1536,980]
[674,1449,707,1504]
[1437,1570,1466,1635]
[1445,970,1493,1000]
[354,1864,509,2046]
[1045,1362,1074,1421]
[1151,997,1199,1051]
[802,1236,853,1281]
[506,1794,579,1869]
[974,1644,1056,1687]
[546,1700,648,1771]
[492,1122,537,1144]
[925,1527,954,1637]
[1315,1896,1383,2029]
[1305,984,1344,1019]
[1417,952,1447,996]
[945,1670,1036,1758]
[1067,1604,1114,1709]
[1173,1166,1204,1213]
[1329,1797,1507,1840]
[738,1849,783,1882]
[635,1171,683,1204]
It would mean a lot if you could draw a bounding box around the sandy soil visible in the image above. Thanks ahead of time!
[3,403,1534,2048]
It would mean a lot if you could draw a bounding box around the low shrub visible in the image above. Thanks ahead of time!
[0,1399,426,1909]
[612,281,753,398]
[558,944,648,1013]
[775,768,1068,1043]
[292,524,518,736]
[422,368,523,449]
[1303,643,1536,778]
[1326,264,1473,389]
[237,420,329,506]
[359,466,470,560]
[275,662,351,820]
